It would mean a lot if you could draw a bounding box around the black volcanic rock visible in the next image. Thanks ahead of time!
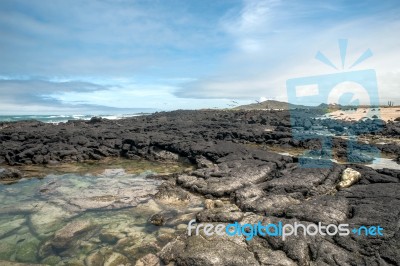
[0,109,400,265]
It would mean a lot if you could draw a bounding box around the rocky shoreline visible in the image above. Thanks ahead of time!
[1,109,400,265]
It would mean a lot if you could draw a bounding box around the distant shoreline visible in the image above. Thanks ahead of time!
[0,113,153,123]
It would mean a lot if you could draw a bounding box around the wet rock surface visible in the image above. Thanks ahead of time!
[0,168,22,181]
[1,109,400,265]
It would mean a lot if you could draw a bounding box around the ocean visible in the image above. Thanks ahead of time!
[0,113,151,123]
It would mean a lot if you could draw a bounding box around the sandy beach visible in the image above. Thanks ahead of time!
[324,107,400,122]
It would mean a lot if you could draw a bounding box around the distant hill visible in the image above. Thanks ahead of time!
[234,100,310,110]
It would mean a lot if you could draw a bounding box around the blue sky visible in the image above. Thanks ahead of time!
[0,0,399,114]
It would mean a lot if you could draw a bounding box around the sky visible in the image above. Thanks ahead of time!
[0,0,399,114]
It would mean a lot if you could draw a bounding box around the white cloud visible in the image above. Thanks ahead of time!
[175,0,400,105]
[1,0,399,113]
[52,82,252,110]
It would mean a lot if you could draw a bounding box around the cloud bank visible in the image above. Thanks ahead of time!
[0,0,399,113]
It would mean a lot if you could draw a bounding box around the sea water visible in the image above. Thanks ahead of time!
[0,113,152,124]
[0,160,202,265]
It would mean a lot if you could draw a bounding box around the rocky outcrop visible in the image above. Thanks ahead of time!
[1,109,400,265]
[0,109,397,166]
[157,158,400,265]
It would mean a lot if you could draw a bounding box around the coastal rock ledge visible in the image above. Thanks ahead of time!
[1,110,400,265]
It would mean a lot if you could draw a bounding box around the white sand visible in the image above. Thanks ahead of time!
[324,107,400,122]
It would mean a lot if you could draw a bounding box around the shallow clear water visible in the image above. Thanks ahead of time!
[277,150,400,170]
[366,157,400,170]
[0,165,202,265]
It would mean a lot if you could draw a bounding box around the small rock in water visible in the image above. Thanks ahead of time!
[157,232,175,243]
[99,231,120,244]
[41,255,62,265]
[176,224,187,230]
[0,168,22,180]
[51,220,93,250]
[154,183,190,203]
[103,252,130,266]
[63,258,86,266]
[135,253,161,266]
[85,250,105,266]
[15,236,40,263]
[38,240,53,259]
[149,214,165,226]
[0,218,26,239]
[30,204,75,238]
[337,168,362,189]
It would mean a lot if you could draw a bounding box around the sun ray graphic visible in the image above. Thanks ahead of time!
[315,39,373,70]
